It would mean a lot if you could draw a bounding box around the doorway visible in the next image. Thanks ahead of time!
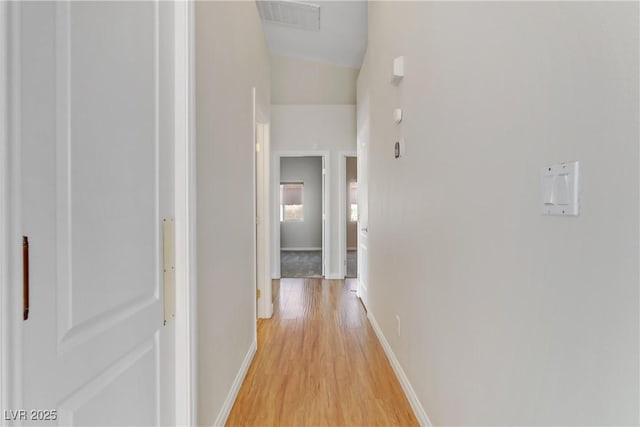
[345,156,358,278]
[338,151,358,279]
[279,156,324,278]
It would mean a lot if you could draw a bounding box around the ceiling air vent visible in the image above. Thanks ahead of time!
[256,1,320,32]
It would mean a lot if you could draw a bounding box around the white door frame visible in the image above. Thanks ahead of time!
[254,98,272,320]
[252,88,257,327]
[338,151,357,279]
[271,151,330,280]
[173,1,196,425]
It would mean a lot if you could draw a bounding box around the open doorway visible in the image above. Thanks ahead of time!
[279,156,324,278]
[345,156,358,278]
[339,151,358,279]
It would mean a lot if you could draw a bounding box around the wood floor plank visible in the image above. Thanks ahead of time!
[225,278,419,427]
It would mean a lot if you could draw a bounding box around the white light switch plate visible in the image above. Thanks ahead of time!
[541,161,579,216]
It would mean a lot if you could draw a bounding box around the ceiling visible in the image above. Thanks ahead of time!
[258,1,368,69]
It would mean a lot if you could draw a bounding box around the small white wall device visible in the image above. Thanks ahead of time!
[541,161,579,216]
[392,56,404,83]
[393,108,403,123]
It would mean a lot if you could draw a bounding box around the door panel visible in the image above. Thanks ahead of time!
[58,0,159,342]
[17,2,167,424]
[58,338,157,426]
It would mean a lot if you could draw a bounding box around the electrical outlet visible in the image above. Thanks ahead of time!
[395,314,401,337]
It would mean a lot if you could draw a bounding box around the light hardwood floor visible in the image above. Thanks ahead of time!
[226,278,418,427]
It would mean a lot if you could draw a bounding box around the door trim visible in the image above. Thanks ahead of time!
[173,0,196,425]
[338,151,357,279]
[254,101,271,320]
[272,150,330,282]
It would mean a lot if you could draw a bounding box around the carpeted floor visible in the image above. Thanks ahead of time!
[281,251,322,278]
[280,250,358,279]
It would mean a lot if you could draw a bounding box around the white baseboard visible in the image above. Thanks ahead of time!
[325,274,343,280]
[212,340,257,427]
[280,247,322,251]
[367,313,432,427]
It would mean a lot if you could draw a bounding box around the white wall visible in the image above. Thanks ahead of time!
[359,2,639,425]
[195,2,270,425]
[271,55,358,105]
[272,105,356,279]
[280,156,323,250]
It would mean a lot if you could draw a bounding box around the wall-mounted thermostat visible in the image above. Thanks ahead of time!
[541,161,579,216]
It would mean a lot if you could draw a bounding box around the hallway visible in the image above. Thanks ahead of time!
[226,278,418,426]
[1,1,637,425]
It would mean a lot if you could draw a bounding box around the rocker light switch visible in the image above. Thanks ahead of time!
[391,56,404,83]
[541,161,579,216]
[555,174,570,205]
[393,108,403,123]
[542,175,555,205]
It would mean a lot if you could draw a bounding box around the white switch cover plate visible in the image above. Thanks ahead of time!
[541,161,579,216]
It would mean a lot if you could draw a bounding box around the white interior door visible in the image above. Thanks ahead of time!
[255,120,272,319]
[13,2,172,425]
[321,156,326,278]
[357,101,369,308]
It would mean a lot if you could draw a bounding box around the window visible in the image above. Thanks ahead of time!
[280,183,304,222]
[349,182,358,222]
